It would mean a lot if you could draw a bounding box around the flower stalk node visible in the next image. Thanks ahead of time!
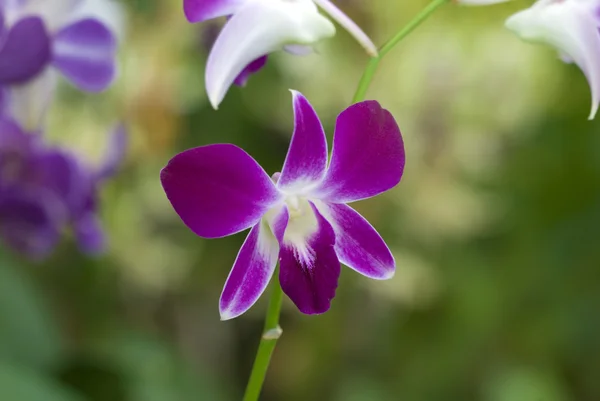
[262,326,283,340]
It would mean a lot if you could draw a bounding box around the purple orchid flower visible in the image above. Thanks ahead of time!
[0,117,126,258]
[184,0,378,109]
[0,0,117,92]
[161,91,404,319]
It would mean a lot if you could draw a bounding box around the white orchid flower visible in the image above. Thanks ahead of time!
[506,0,600,119]
[184,0,378,108]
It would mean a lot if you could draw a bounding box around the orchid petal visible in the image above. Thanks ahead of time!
[205,0,335,108]
[0,116,25,146]
[35,150,83,208]
[277,90,328,192]
[160,144,282,238]
[315,202,394,279]
[52,18,117,92]
[66,0,127,41]
[18,0,83,31]
[0,86,6,114]
[284,44,313,56]
[0,0,25,15]
[279,201,340,315]
[312,0,377,56]
[505,0,600,119]
[0,16,51,84]
[184,0,245,23]
[74,212,105,254]
[0,188,62,258]
[8,69,58,131]
[312,101,404,203]
[219,220,279,320]
[233,55,268,87]
[96,123,127,181]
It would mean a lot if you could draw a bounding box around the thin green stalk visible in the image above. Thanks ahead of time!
[352,0,450,103]
[242,279,284,401]
[242,3,449,399]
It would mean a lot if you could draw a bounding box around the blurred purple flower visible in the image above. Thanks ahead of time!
[0,0,117,92]
[0,117,126,258]
[161,91,405,319]
[184,0,378,109]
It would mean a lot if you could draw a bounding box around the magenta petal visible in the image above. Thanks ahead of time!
[0,16,51,84]
[219,221,279,320]
[52,18,117,92]
[184,0,245,23]
[279,203,340,315]
[313,101,405,203]
[233,55,267,87]
[277,91,328,191]
[160,144,282,238]
[316,202,394,279]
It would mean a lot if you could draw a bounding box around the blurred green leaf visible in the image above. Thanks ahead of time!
[0,362,84,401]
[484,367,573,401]
[0,256,63,370]
[91,330,227,401]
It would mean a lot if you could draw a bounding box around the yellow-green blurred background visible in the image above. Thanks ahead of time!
[2,0,600,400]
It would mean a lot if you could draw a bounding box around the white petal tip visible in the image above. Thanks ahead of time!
[208,94,221,110]
[380,270,395,280]
[363,268,396,280]
[219,309,236,321]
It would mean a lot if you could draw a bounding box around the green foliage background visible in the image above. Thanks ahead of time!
[1,0,599,400]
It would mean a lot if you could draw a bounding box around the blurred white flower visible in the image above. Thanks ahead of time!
[456,0,510,6]
[506,0,600,119]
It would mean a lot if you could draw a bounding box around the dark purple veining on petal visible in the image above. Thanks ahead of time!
[278,202,340,315]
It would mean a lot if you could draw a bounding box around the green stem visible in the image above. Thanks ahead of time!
[242,279,284,401]
[352,0,450,103]
[242,3,449,399]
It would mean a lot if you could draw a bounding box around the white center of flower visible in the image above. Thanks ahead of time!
[282,195,318,267]
[266,173,321,267]
[282,194,318,246]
